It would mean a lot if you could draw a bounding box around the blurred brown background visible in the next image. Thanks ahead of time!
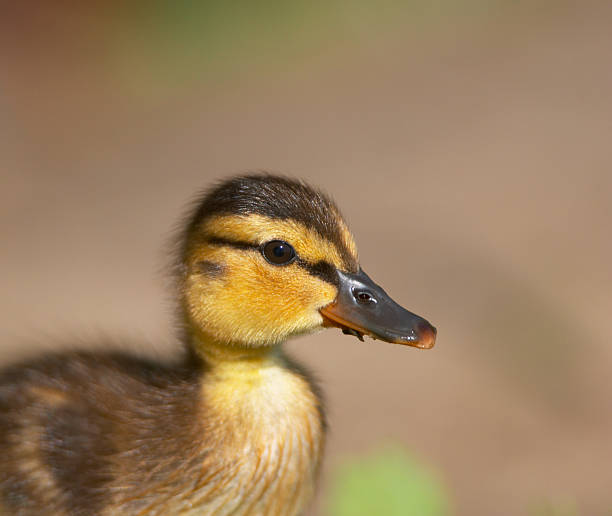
[1,2,611,515]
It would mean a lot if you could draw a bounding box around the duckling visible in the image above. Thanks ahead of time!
[0,174,436,516]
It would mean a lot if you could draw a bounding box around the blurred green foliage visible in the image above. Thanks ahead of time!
[326,445,451,516]
[112,0,530,94]
[326,444,582,516]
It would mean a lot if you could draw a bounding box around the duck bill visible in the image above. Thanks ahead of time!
[320,269,436,349]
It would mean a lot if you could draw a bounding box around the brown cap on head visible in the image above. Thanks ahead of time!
[180,174,358,273]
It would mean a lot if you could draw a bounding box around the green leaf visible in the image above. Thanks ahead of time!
[327,445,451,516]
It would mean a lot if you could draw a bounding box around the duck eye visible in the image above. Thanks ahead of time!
[262,240,296,265]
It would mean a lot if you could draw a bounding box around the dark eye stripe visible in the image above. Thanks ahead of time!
[205,236,339,286]
[296,259,339,286]
[206,236,258,251]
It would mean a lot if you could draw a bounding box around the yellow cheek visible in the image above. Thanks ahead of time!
[185,250,337,346]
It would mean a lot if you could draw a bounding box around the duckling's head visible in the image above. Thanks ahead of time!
[178,174,435,351]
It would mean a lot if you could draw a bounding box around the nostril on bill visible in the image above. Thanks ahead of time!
[353,290,376,304]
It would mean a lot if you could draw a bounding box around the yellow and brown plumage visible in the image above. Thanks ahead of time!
[0,174,436,515]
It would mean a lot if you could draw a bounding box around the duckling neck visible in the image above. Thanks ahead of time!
[189,332,324,430]
[191,332,280,366]
[193,335,293,391]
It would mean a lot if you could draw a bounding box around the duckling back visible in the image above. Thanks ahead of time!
[0,352,198,515]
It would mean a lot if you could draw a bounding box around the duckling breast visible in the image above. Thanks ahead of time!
[181,356,325,516]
